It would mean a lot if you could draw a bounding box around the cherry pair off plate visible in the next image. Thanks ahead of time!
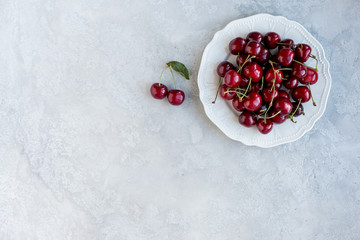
[197,14,332,148]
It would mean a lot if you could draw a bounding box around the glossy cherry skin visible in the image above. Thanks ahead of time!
[224,70,241,88]
[167,89,185,105]
[274,98,293,116]
[232,97,245,112]
[265,68,284,84]
[219,84,236,100]
[283,76,299,89]
[243,92,263,112]
[256,118,273,134]
[278,38,294,50]
[278,90,290,99]
[256,47,270,63]
[277,48,295,67]
[292,86,311,103]
[150,83,168,99]
[292,62,308,79]
[262,87,279,103]
[239,76,250,88]
[292,102,304,116]
[246,32,263,43]
[242,62,263,82]
[264,32,281,49]
[265,81,282,90]
[236,54,253,67]
[229,37,247,55]
[245,41,262,57]
[217,61,234,77]
[250,83,261,93]
[295,44,312,62]
[300,68,318,85]
[239,111,256,127]
[270,109,287,124]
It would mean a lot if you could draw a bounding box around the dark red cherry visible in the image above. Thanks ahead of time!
[278,38,294,50]
[278,90,290,99]
[250,83,261,93]
[292,62,308,79]
[167,89,185,105]
[150,83,168,99]
[236,54,253,67]
[256,118,273,134]
[265,68,284,84]
[262,87,279,103]
[292,102,304,116]
[232,97,245,112]
[219,84,236,100]
[283,76,299,89]
[246,32,263,43]
[277,48,295,67]
[269,109,287,124]
[292,86,311,103]
[242,62,263,82]
[229,37,247,55]
[295,44,312,62]
[274,98,293,116]
[256,47,270,63]
[239,76,250,88]
[239,111,256,127]
[264,32,281,49]
[300,68,318,85]
[243,92,262,112]
[224,70,241,88]
[217,61,234,77]
[245,41,262,57]
[265,81,282,90]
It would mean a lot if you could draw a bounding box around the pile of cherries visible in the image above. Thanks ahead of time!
[214,31,318,134]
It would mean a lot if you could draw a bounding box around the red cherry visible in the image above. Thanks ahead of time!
[283,76,299,89]
[292,62,308,79]
[217,61,234,77]
[239,76,250,88]
[219,84,236,100]
[292,102,304,116]
[167,89,185,105]
[300,68,318,85]
[265,81,282,90]
[273,98,293,116]
[150,83,168,99]
[232,97,245,112]
[242,62,263,82]
[243,92,263,112]
[239,111,256,127]
[264,32,281,49]
[246,32,263,43]
[278,90,290,99]
[292,86,311,103]
[229,37,247,55]
[269,109,287,124]
[262,87,279,103]
[256,118,273,134]
[250,83,261,93]
[277,48,295,67]
[295,44,312,62]
[224,70,241,88]
[265,68,284,84]
[236,54,253,67]
[245,41,262,57]
[256,47,270,63]
[278,38,294,50]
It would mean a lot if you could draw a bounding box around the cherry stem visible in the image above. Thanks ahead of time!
[308,83,317,106]
[240,78,252,101]
[310,54,319,71]
[159,66,169,86]
[169,67,176,89]
[293,59,318,72]
[224,90,248,98]
[280,68,292,71]
[289,99,302,123]
[212,77,223,104]
[260,76,264,91]
[257,110,282,120]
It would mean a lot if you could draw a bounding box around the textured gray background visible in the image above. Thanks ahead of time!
[0,0,359,239]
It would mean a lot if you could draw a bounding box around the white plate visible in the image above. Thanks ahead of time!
[197,14,331,148]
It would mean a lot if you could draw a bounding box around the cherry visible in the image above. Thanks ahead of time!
[256,104,268,115]
[242,62,263,82]
[150,83,168,99]
[239,76,250,88]
[292,86,311,103]
[167,89,185,105]
[283,76,299,89]
[256,118,273,134]
[264,32,281,49]
[273,98,293,116]
[224,70,241,88]
[262,87,279,103]
[278,90,290,99]
[291,62,308,79]
[269,109,287,124]
[295,44,312,62]
[265,68,284,84]
[256,47,270,63]
[278,38,294,50]
[300,68,318,85]
[219,84,236,100]
[250,83,261,93]
[265,81,282,90]
[229,37,247,55]
[246,32,263,43]
[292,102,304,116]
[277,48,295,67]
[239,111,256,127]
[217,61,234,77]
[232,97,245,112]
[245,41,262,57]
[243,92,262,112]
[236,54,253,67]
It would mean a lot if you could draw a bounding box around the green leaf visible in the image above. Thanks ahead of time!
[167,61,190,80]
